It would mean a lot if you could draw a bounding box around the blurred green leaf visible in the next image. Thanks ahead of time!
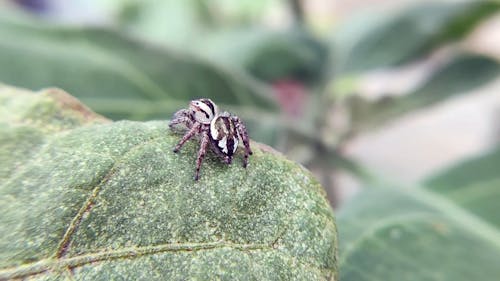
[339,127,500,280]
[0,16,280,144]
[335,1,500,74]
[0,85,338,280]
[192,28,329,87]
[424,146,500,228]
[243,31,329,86]
[350,54,500,131]
[338,187,500,280]
[0,17,276,115]
[116,0,205,46]
[110,0,279,47]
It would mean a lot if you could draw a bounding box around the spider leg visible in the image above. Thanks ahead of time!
[169,109,193,129]
[194,131,210,181]
[232,116,252,168]
[173,123,200,153]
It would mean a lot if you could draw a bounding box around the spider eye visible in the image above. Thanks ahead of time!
[189,98,219,124]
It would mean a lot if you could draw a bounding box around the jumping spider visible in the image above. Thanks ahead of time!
[169,98,252,180]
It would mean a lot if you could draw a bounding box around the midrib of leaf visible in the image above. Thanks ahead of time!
[53,134,168,258]
[338,184,500,280]
[339,174,500,272]
[0,32,169,100]
[341,234,439,280]
[444,178,500,204]
[0,241,272,280]
[338,212,442,267]
[408,186,500,249]
[0,133,270,279]
[339,218,440,280]
[0,240,336,280]
[0,121,335,279]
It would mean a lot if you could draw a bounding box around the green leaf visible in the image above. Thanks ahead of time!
[243,31,329,86]
[350,54,500,131]
[0,85,338,280]
[424,146,500,228]
[111,0,279,46]
[188,28,330,87]
[335,1,500,74]
[0,16,277,120]
[0,15,283,146]
[337,186,500,280]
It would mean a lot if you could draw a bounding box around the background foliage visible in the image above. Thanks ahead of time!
[1,0,499,279]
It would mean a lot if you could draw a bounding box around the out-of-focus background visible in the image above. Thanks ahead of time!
[2,0,500,279]
[3,0,500,205]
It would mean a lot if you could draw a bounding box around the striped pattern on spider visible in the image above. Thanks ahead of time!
[168,98,253,181]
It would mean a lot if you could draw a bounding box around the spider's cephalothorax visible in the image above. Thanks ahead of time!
[169,98,252,180]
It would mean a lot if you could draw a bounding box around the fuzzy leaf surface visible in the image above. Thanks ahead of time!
[0,85,338,280]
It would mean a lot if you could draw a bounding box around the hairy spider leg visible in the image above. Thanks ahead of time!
[195,131,210,181]
[173,123,201,153]
[169,109,193,129]
[232,116,252,168]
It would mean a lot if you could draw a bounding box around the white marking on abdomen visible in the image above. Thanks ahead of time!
[233,137,239,153]
[219,136,228,153]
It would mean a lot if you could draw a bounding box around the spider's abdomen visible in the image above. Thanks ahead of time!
[210,114,239,156]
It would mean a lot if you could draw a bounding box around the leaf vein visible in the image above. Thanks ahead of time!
[0,241,271,280]
[53,135,168,258]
